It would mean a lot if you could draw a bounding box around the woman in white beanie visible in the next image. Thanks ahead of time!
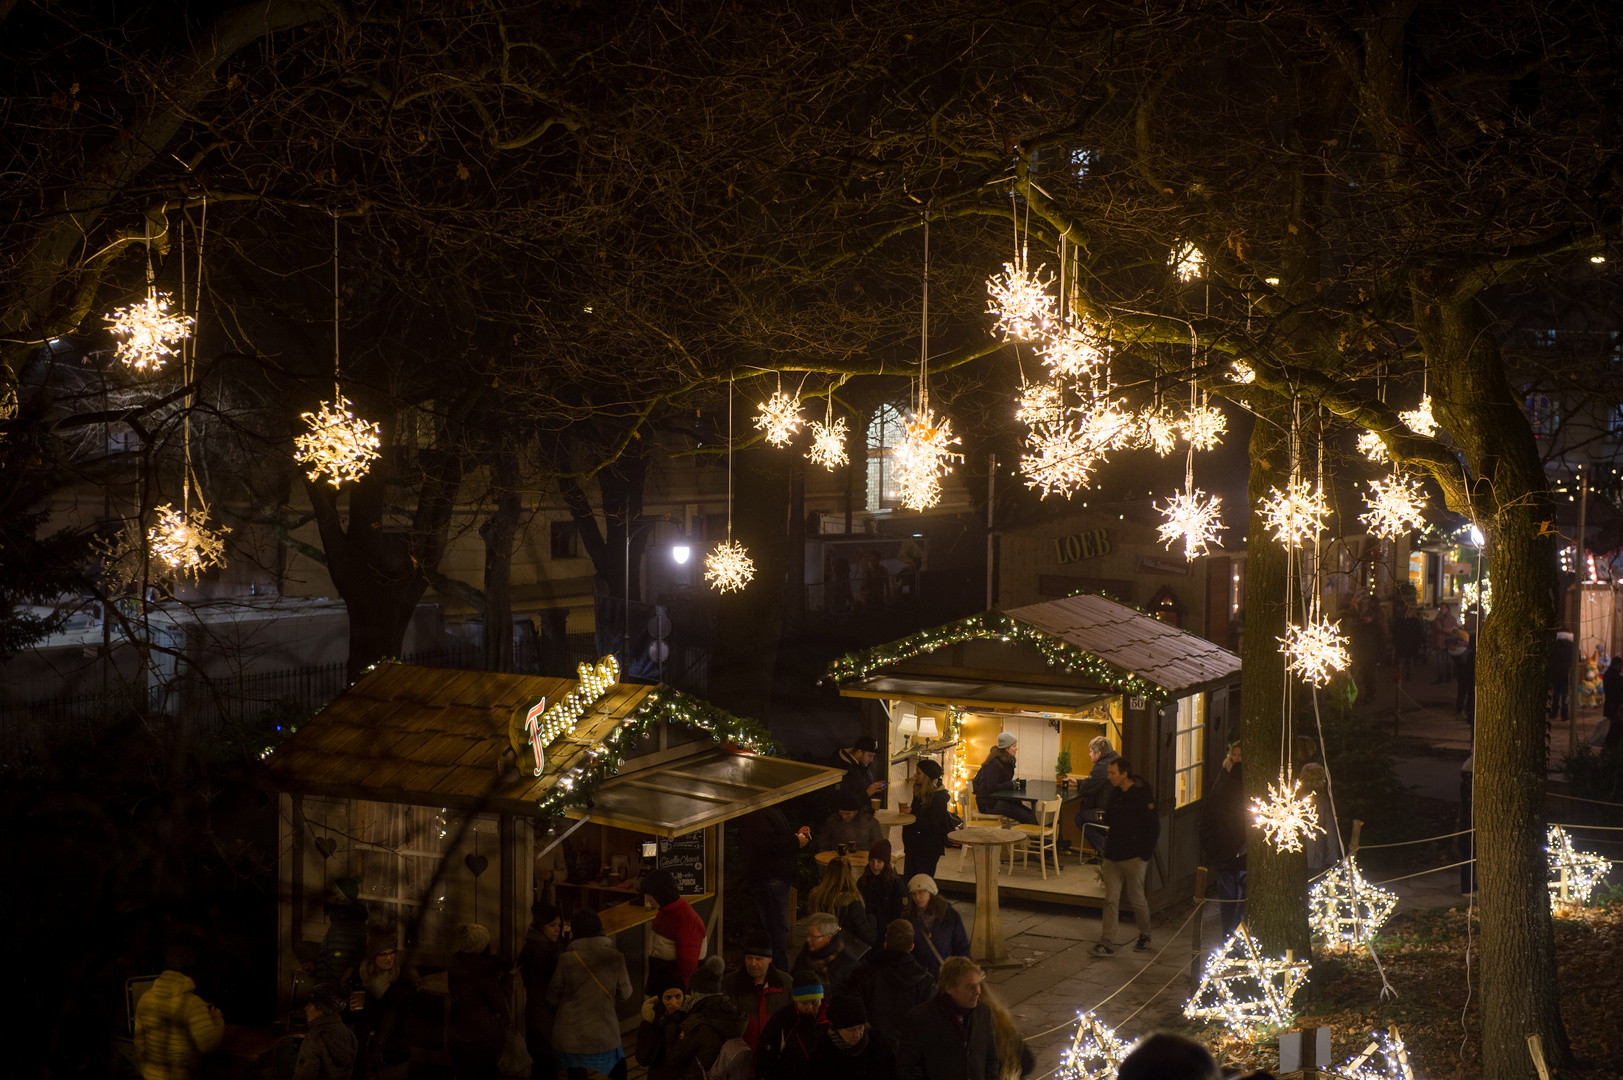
[900,875,969,979]
[971,733,1037,825]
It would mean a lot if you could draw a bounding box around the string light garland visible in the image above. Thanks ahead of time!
[106,293,194,372]
[1546,825,1611,906]
[754,390,804,447]
[1362,473,1427,539]
[1339,1028,1417,1080]
[1170,241,1205,282]
[1157,489,1225,560]
[1184,924,1309,1035]
[147,504,230,578]
[1179,404,1227,451]
[1258,480,1330,547]
[1056,1012,1130,1080]
[1139,409,1179,456]
[1400,394,1438,437]
[1357,430,1390,463]
[295,398,382,486]
[704,539,755,594]
[1251,777,1325,853]
[986,258,1057,342]
[894,407,963,511]
[1280,618,1351,686]
[1309,856,1398,950]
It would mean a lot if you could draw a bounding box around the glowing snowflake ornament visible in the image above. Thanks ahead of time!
[1362,473,1427,539]
[1259,481,1330,547]
[1157,489,1225,560]
[1017,381,1065,427]
[106,292,194,371]
[147,504,230,577]
[1057,1011,1130,1080]
[1252,777,1324,853]
[1546,825,1611,905]
[1021,422,1098,498]
[805,416,848,469]
[1138,409,1179,456]
[1280,619,1351,686]
[1040,323,1107,378]
[754,391,804,447]
[1309,856,1398,950]
[1230,360,1256,384]
[893,408,962,511]
[1357,430,1389,463]
[1185,924,1309,1036]
[1400,394,1439,437]
[1170,241,1205,282]
[1179,405,1227,451]
[295,398,382,486]
[704,540,755,594]
[986,259,1057,341]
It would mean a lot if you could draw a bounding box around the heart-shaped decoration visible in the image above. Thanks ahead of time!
[465,853,489,877]
[314,836,337,859]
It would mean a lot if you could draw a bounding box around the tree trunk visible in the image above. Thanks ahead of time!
[1236,395,1311,959]
[480,445,521,673]
[709,445,790,720]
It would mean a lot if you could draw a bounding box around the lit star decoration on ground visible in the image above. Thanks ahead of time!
[1362,473,1427,539]
[986,259,1057,341]
[1259,481,1330,547]
[1185,924,1309,1036]
[1252,777,1324,853]
[1339,1029,1416,1080]
[753,391,804,447]
[1280,619,1351,686]
[1157,489,1225,560]
[1461,577,1492,613]
[806,416,848,469]
[1139,410,1179,456]
[1546,825,1611,906]
[1357,430,1390,463]
[1230,360,1256,383]
[1179,405,1227,451]
[1400,394,1438,437]
[894,408,963,511]
[1309,856,1398,950]
[147,504,230,577]
[1057,1012,1130,1080]
[295,398,382,486]
[703,539,755,594]
[106,292,194,371]
[1170,241,1205,282]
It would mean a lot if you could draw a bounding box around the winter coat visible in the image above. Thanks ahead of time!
[349,968,414,1071]
[292,1011,357,1080]
[856,871,907,929]
[897,995,998,1080]
[547,935,634,1054]
[651,897,707,987]
[740,806,802,882]
[1199,760,1247,871]
[846,948,934,1056]
[827,897,876,953]
[1550,635,1575,682]
[636,996,687,1080]
[314,903,369,985]
[1605,664,1623,721]
[664,991,750,1080]
[132,970,226,1080]
[816,812,883,854]
[790,934,862,998]
[755,1005,826,1080]
[1101,776,1159,863]
[808,1025,897,1080]
[1072,750,1119,821]
[902,789,954,861]
[446,950,510,1050]
[829,747,877,806]
[904,901,971,979]
[722,965,792,1049]
[518,928,563,1036]
[972,750,1017,813]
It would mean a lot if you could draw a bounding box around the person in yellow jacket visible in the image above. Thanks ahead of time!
[134,947,225,1080]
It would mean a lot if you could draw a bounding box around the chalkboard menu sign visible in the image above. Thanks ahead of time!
[656,831,706,895]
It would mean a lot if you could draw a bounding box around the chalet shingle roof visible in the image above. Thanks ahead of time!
[1006,594,1240,694]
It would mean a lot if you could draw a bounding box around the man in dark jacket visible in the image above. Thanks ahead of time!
[830,735,884,804]
[1071,736,1120,855]
[846,920,933,1057]
[1092,759,1159,956]
[295,985,358,1080]
[809,996,895,1080]
[791,913,861,998]
[897,957,997,1080]
[1198,739,1246,938]
[755,982,826,1080]
[723,932,792,1052]
[740,806,809,972]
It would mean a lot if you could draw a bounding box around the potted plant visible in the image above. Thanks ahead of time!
[1055,743,1072,783]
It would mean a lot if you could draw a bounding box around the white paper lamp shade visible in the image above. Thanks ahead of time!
[897,714,919,735]
[917,716,940,739]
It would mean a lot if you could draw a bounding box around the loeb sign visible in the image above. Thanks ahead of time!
[1054,528,1113,565]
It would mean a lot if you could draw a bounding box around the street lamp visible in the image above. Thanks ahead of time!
[672,544,690,564]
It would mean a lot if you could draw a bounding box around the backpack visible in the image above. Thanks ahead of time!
[704,1037,753,1080]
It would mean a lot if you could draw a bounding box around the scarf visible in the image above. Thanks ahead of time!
[362,964,398,1000]
[826,1026,868,1055]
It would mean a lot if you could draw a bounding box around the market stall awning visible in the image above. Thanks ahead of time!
[839,674,1111,713]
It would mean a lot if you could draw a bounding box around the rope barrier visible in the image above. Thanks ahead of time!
[1357,828,1473,849]
[1370,859,1476,887]
[1552,821,1623,831]
[1547,790,1623,808]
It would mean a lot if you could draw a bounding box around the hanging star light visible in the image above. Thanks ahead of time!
[106,293,194,372]
[1309,856,1398,950]
[1258,480,1331,547]
[986,259,1057,341]
[1400,394,1439,437]
[1040,322,1108,378]
[1460,577,1492,613]
[1230,360,1257,384]
[894,407,962,511]
[1022,421,1099,498]
[1546,825,1611,906]
[1170,241,1205,282]
[1157,489,1225,560]
[1252,777,1324,853]
[1184,924,1309,1036]
[704,539,755,594]
[1179,404,1227,451]
[1280,619,1352,686]
[806,416,848,469]
[1357,429,1390,463]
[754,390,804,447]
[1138,409,1179,456]
[1339,1029,1417,1080]
[147,504,230,577]
[295,397,382,487]
[1056,1012,1131,1080]
[1017,381,1065,427]
[1362,473,1427,539]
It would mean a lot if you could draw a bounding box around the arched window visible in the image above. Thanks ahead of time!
[865,404,907,511]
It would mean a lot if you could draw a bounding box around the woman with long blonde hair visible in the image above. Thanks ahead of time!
[901,759,953,880]
[982,984,1035,1079]
[808,853,877,947]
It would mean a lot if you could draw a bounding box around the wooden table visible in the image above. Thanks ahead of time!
[814,848,871,867]
[948,826,1026,965]
[982,779,1085,807]
[873,811,916,828]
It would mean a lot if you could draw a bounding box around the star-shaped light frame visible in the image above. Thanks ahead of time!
[1280,619,1351,686]
[1546,824,1610,906]
[1157,489,1225,560]
[1252,777,1325,853]
[1179,405,1227,451]
[1057,1011,1131,1080]
[1309,855,1398,950]
[986,259,1057,342]
[704,539,755,593]
[1185,924,1309,1035]
[1339,1028,1417,1080]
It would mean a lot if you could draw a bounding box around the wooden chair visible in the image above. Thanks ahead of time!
[1014,799,1063,880]
[957,786,1016,873]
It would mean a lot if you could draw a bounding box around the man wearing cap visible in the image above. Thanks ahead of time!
[897,956,997,1080]
[724,931,793,1052]
[755,981,827,1080]
[294,985,358,1080]
[971,733,1036,825]
[816,789,884,853]
[809,995,895,1080]
[831,735,886,804]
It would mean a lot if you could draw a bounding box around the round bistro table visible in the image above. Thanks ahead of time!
[814,848,871,867]
[948,826,1027,965]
